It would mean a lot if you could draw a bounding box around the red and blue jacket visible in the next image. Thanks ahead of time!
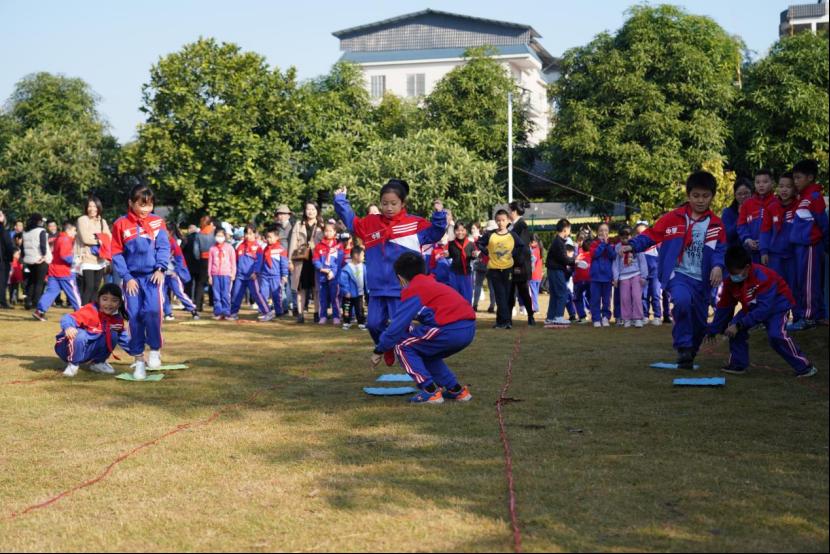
[721,204,741,248]
[738,193,774,247]
[375,274,476,353]
[261,242,289,280]
[708,264,795,333]
[235,240,264,280]
[791,183,828,248]
[629,204,726,289]
[166,234,191,282]
[48,232,75,278]
[58,303,131,358]
[759,197,795,257]
[642,244,660,279]
[111,212,170,282]
[588,240,616,283]
[312,238,344,283]
[335,194,447,297]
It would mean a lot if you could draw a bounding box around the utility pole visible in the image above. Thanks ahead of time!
[507,91,513,204]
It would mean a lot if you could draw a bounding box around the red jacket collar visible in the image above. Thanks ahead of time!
[126,211,155,226]
[680,203,715,222]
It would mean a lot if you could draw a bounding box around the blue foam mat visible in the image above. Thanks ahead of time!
[651,362,701,370]
[363,386,418,396]
[376,374,415,383]
[673,377,726,387]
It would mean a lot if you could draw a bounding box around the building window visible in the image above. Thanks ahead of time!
[406,73,426,98]
[370,75,386,99]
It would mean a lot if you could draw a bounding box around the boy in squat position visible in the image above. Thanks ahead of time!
[371,252,476,404]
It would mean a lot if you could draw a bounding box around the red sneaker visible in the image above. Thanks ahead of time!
[383,350,395,366]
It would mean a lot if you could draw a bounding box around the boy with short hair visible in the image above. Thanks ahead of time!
[545,218,574,326]
[760,172,797,290]
[707,246,817,378]
[259,226,290,320]
[626,171,726,369]
[371,251,476,404]
[33,222,82,321]
[788,159,828,330]
[339,245,367,330]
[739,169,776,263]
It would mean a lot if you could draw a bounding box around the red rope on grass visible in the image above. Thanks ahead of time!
[4,373,61,386]
[3,386,274,521]
[496,330,525,553]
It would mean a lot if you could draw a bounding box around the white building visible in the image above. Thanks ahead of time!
[779,0,829,36]
[332,9,560,145]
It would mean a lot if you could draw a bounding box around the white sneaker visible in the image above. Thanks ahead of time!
[601,318,610,327]
[554,317,571,325]
[624,320,632,328]
[616,319,625,327]
[133,361,147,380]
[358,324,367,331]
[258,310,276,322]
[593,321,602,328]
[164,315,176,321]
[650,318,663,326]
[342,323,352,330]
[63,363,79,377]
[634,320,644,328]
[148,350,162,370]
[89,361,115,374]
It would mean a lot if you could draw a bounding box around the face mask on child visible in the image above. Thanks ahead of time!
[216,237,226,244]
[730,273,747,283]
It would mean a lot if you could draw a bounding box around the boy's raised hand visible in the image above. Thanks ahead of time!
[335,187,348,196]
[433,200,444,212]
[710,266,723,288]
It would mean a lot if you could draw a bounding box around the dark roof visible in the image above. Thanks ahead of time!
[332,8,541,39]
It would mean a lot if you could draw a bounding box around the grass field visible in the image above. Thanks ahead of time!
[0,299,828,552]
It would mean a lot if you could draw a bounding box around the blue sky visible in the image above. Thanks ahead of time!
[1,0,789,143]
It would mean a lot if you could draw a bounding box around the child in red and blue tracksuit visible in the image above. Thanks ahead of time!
[589,224,615,326]
[33,223,82,320]
[334,180,447,355]
[527,236,544,313]
[788,160,828,328]
[55,284,132,377]
[447,222,476,304]
[760,175,797,292]
[627,171,727,369]
[372,251,475,404]
[110,185,171,377]
[163,232,198,320]
[573,240,592,321]
[738,170,776,264]
[260,227,290,318]
[707,246,817,378]
[313,223,344,324]
[229,225,271,320]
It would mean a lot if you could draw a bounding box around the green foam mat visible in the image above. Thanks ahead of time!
[116,373,165,382]
[147,364,189,371]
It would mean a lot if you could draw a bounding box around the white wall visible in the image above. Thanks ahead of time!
[357,53,553,145]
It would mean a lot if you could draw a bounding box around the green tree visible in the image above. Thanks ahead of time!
[731,31,829,182]
[372,93,423,140]
[314,129,497,223]
[130,38,305,223]
[424,46,530,164]
[0,73,114,220]
[541,5,743,220]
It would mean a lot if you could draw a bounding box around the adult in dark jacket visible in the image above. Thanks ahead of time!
[545,219,575,324]
[0,210,14,308]
[722,178,754,249]
[508,201,535,323]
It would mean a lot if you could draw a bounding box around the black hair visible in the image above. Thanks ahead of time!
[565,243,575,252]
[779,172,794,181]
[725,245,752,272]
[167,223,183,241]
[214,227,226,236]
[351,245,364,257]
[394,251,426,282]
[685,171,717,195]
[494,209,510,219]
[754,168,774,180]
[264,225,279,236]
[244,223,257,235]
[85,194,104,218]
[128,184,155,206]
[730,177,754,210]
[380,179,410,203]
[619,226,632,237]
[25,213,44,231]
[530,233,545,260]
[555,218,571,232]
[63,221,76,231]
[46,219,57,226]
[97,283,129,320]
[792,159,819,179]
[454,220,467,231]
[509,201,526,216]
[582,239,593,252]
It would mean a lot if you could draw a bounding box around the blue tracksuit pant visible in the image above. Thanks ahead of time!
[395,320,476,390]
[590,282,612,322]
[667,273,709,353]
[318,279,340,319]
[212,275,231,316]
[259,276,285,315]
[547,270,569,320]
[729,311,811,373]
[767,254,795,295]
[163,274,196,316]
[574,281,590,319]
[231,277,270,315]
[37,277,82,313]
[368,296,401,345]
[449,271,474,305]
[123,274,164,353]
[613,283,621,320]
[793,244,826,321]
[642,275,663,319]
[55,329,111,364]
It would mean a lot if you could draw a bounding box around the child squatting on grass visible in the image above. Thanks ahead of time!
[370,251,476,405]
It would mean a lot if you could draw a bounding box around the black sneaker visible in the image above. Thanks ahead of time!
[663,315,673,324]
[191,311,201,321]
[506,323,513,330]
[313,312,320,323]
[796,365,818,378]
[493,323,506,329]
[296,313,305,324]
[721,364,748,375]
[676,349,696,370]
[528,315,536,326]
[487,306,495,313]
